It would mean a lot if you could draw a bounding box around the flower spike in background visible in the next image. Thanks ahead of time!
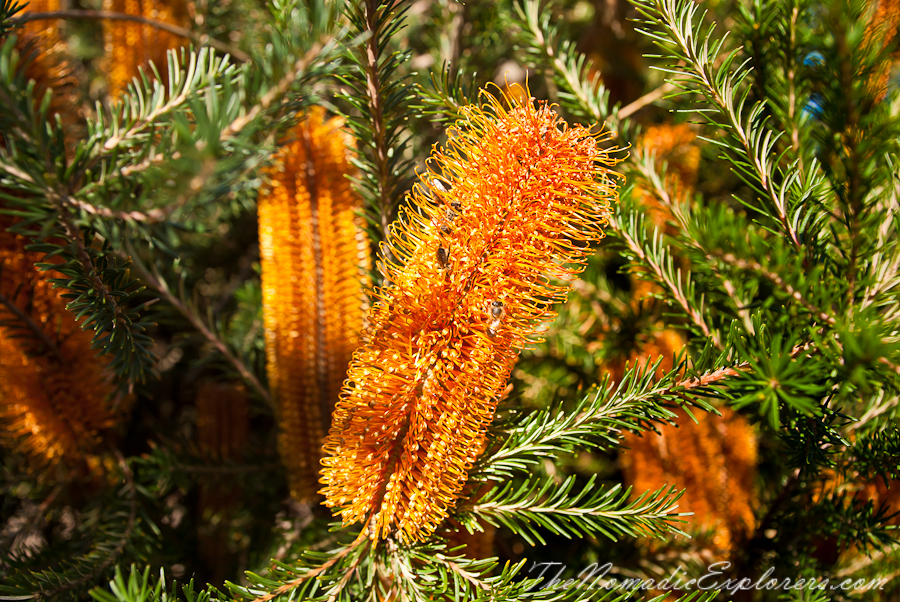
[0,221,126,471]
[259,107,370,503]
[321,84,623,543]
[102,0,191,98]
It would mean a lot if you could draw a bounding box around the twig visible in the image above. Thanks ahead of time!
[361,0,395,245]
[715,252,836,326]
[250,535,370,602]
[608,212,722,348]
[9,10,249,62]
[619,82,676,119]
[447,2,468,74]
[218,39,327,142]
[129,253,274,410]
[524,6,597,120]
[446,561,490,591]
[65,197,171,224]
[675,364,741,389]
[102,67,203,153]
[674,341,812,390]
[326,548,367,602]
[659,6,803,250]
[51,190,132,336]
[0,158,37,186]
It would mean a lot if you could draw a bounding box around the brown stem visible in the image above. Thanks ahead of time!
[447,1,468,74]
[52,191,132,336]
[130,254,274,410]
[218,40,326,141]
[65,196,172,224]
[362,0,396,245]
[714,252,836,326]
[608,212,722,349]
[619,82,676,119]
[250,535,370,602]
[675,341,812,391]
[660,5,803,251]
[787,3,800,157]
[9,10,249,62]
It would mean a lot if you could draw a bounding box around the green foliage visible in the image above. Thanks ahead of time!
[336,0,418,257]
[0,0,22,42]
[466,478,687,546]
[514,0,616,124]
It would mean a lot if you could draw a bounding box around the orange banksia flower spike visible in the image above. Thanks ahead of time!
[865,0,900,98]
[0,223,125,469]
[196,381,249,461]
[195,381,250,582]
[616,326,756,553]
[258,108,370,502]
[623,405,757,553]
[13,0,80,134]
[320,85,623,543]
[103,0,192,98]
[16,0,61,43]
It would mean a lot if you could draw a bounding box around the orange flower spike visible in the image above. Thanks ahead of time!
[103,0,191,98]
[321,85,623,542]
[0,224,124,469]
[259,108,370,502]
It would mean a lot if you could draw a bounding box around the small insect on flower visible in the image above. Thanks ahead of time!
[320,83,622,543]
[487,300,505,338]
[432,178,451,194]
[436,246,451,271]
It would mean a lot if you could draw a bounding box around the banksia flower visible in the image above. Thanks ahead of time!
[620,325,757,553]
[612,328,756,551]
[320,86,622,542]
[13,0,79,133]
[102,0,191,98]
[605,328,685,384]
[629,123,698,301]
[17,0,61,43]
[627,406,757,553]
[196,381,250,583]
[865,0,900,98]
[0,223,124,469]
[258,108,370,502]
[196,381,249,461]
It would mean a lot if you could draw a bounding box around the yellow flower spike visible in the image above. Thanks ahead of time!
[0,222,125,470]
[259,108,370,502]
[102,0,192,98]
[320,85,623,543]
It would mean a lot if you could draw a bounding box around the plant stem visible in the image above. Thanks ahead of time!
[9,9,249,62]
